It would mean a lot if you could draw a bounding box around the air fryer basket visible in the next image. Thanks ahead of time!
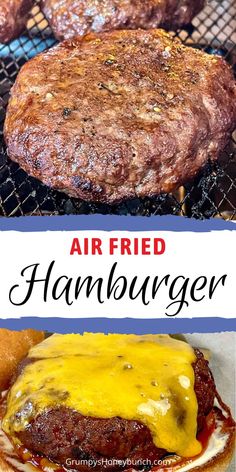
[0,0,235,218]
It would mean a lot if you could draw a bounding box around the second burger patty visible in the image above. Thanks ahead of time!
[17,350,215,472]
[0,0,33,44]
[41,0,205,41]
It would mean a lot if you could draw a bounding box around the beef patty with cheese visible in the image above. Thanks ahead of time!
[2,333,217,471]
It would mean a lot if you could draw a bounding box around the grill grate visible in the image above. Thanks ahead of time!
[0,0,235,218]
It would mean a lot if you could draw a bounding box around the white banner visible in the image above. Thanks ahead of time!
[0,229,234,319]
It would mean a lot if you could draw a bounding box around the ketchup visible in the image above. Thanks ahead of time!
[16,413,215,472]
[16,445,64,472]
[132,411,217,472]
[4,406,235,472]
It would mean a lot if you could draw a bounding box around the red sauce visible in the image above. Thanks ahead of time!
[149,407,234,472]
[155,411,216,472]
[4,405,235,472]
[16,445,65,471]
[15,412,216,472]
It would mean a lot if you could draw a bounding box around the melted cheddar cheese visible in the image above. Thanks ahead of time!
[3,333,202,457]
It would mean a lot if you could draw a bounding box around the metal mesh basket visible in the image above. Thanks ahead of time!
[0,0,235,218]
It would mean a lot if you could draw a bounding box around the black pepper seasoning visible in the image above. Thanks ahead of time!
[63,108,72,117]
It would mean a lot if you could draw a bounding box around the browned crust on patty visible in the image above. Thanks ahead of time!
[0,0,33,44]
[0,407,235,472]
[40,0,206,41]
[4,29,236,204]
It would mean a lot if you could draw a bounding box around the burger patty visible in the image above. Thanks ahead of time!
[4,29,236,204]
[41,0,205,41]
[16,350,215,472]
[0,0,33,44]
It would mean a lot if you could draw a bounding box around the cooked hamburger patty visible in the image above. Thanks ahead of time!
[0,0,33,44]
[4,29,236,204]
[41,0,205,41]
[16,350,215,472]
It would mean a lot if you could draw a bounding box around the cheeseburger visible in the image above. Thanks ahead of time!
[0,333,235,472]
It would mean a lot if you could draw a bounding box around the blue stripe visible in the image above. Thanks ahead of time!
[0,215,235,232]
[0,317,235,333]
